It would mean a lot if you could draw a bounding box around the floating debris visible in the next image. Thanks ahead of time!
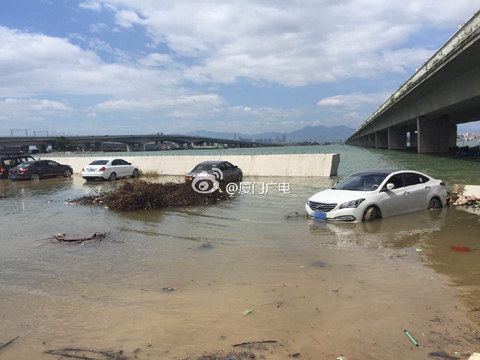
[71,180,232,211]
[44,347,128,360]
[37,232,108,245]
[451,246,472,252]
[0,336,19,352]
[404,329,419,347]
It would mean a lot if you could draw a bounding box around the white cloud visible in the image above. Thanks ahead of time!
[0,98,72,133]
[138,53,173,67]
[79,1,102,11]
[94,94,224,118]
[115,10,144,28]
[90,23,109,33]
[229,106,300,120]
[92,0,479,86]
[317,92,390,112]
[2,1,479,134]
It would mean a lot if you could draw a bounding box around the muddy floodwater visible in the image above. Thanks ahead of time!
[1,148,480,359]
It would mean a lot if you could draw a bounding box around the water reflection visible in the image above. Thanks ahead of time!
[308,209,446,249]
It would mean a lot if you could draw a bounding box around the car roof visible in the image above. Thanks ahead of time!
[350,170,395,177]
[196,160,227,165]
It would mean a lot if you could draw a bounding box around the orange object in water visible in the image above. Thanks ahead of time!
[451,246,471,252]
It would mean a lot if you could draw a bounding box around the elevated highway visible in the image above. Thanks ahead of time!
[346,10,480,153]
[0,134,276,153]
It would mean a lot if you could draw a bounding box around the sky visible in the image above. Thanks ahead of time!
[0,1,479,136]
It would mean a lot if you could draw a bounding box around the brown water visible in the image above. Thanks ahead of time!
[1,174,480,359]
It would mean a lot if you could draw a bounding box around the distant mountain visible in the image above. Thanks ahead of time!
[184,124,354,143]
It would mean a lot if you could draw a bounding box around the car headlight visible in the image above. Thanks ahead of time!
[339,198,365,209]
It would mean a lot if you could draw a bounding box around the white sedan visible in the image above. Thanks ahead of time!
[81,159,139,181]
[305,170,447,222]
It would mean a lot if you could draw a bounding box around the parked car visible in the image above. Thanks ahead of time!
[305,170,447,222]
[8,160,73,180]
[186,161,242,183]
[81,159,139,181]
[185,161,242,193]
[1,154,35,179]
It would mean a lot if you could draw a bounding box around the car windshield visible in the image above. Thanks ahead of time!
[332,173,388,191]
[192,163,218,172]
[89,160,109,165]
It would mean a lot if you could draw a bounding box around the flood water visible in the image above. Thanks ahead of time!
[1,146,480,359]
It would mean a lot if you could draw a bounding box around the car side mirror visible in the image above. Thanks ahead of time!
[386,183,395,191]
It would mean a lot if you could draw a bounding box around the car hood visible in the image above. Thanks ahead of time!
[308,189,371,203]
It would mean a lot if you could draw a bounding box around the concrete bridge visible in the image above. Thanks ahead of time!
[0,134,276,153]
[346,10,480,153]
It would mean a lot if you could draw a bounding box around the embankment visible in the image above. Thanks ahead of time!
[43,153,340,177]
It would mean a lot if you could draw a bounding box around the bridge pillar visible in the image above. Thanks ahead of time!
[367,134,375,147]
[388,126,407,149]
[409,131,417,148]
[94,142,102,151]
[375,131,388,148]
[138,143,146,151]
[83,143,91,152]
[361,136,368,146]
[417,116,455,153]
[126,143,134,152]
[36,144,48,153]
[448,124,457,149]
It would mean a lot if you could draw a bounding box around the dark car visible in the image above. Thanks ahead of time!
[9,160,73,181]
[185,161,242,193]
[0,155,36,179]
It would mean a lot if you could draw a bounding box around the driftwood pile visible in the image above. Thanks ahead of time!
[71,180,232,211]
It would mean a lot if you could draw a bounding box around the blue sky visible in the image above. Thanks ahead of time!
[0,1,479,136]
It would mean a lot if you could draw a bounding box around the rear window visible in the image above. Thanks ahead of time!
[89,160,109,165]
[192,163,217,172]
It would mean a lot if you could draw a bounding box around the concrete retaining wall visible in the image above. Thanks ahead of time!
[42,153,340,177]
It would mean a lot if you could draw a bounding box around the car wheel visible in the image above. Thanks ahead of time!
[427,197,442,209]
[132,169,139,178]
[31,173,40,181]
[63,169,72,177]
[108,172,117,181]
[363,206,380,222]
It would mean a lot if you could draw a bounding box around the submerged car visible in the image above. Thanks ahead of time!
[305,170,447,222]
[185,161,242,193]
[81,159,139,181]
[1,154,35,179]
[8,160,73,180]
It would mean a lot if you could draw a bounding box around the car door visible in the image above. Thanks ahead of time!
[111,159,125,177]
[221,162,235,182]
[47,161,63,177]
[402,172,430,211]
[33,161,48,177]
[379,174,409,217]
[118,159,131,177]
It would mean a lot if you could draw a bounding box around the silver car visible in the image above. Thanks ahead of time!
[306,170,447,222]
[81,159,139,181]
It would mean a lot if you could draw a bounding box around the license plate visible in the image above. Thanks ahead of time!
[314,210,326,219]
[10,175,16,179]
